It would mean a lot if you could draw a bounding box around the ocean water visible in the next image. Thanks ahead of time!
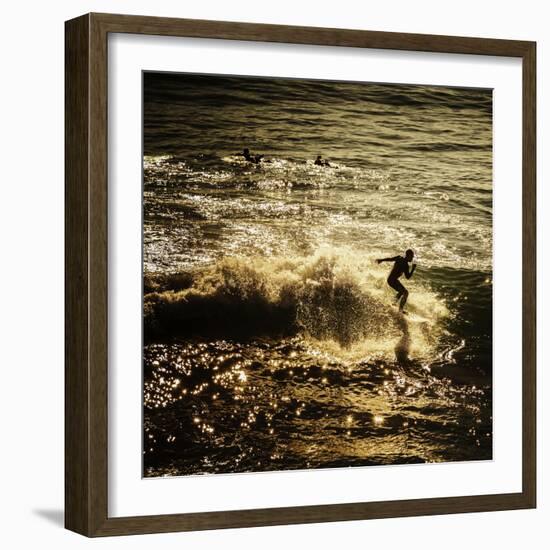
[142,73,493,477]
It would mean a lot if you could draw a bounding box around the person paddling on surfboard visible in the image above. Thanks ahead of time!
[240,148,264,164]
[314,155,331,167]
[376,249,417,312]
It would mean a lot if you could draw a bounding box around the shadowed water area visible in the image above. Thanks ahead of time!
[142,73,493,477]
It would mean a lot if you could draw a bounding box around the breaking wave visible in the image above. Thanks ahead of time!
[144,250,448,360]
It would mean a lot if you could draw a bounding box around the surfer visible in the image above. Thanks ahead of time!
[240,148,264,164]
[377,249,417,312]
[314,155,331,167]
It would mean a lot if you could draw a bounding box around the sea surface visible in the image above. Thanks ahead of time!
[142,73,493,477]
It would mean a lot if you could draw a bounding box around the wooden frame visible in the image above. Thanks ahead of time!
[65,12,536,537]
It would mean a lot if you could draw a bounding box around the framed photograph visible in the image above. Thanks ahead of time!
[65,13,536,537]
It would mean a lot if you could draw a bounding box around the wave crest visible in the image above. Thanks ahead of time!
[144,251,448,357]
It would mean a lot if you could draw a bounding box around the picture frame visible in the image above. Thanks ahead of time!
[65,12,536,537]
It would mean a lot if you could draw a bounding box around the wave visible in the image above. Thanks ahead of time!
[144,250,448,360]
[404,142,492,153]
[145,73,492,114]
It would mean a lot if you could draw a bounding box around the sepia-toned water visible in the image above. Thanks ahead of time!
[142,73,493,477]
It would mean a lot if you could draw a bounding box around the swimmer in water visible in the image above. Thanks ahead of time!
[314,155,331,167]
[377,249,417,312]
[241,148,264,164]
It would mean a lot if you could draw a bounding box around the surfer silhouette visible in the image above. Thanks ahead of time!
[240,148,264,164]
[377,249,417,312]
[314,155,331,167]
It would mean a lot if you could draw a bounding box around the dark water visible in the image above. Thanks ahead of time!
[142,73,493,477]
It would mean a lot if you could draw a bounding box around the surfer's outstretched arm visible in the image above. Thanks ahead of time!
[377,256,399,264]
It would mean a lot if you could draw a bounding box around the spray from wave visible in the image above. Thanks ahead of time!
[144,249,448,361]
